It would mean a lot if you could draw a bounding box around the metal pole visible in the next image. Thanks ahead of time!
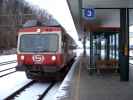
[119,8,129,81]
[83,33,86,55]
[90,32,93,73]
[105,34,110,60]
[111,34,114,59]
[98,34,101,60]
[114,34,117,60]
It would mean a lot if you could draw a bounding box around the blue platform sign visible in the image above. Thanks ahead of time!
[83,8,95,20]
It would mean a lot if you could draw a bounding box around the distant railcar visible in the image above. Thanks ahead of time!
[16,20,76,79]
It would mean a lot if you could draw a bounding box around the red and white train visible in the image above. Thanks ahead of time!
[16,20,76,79]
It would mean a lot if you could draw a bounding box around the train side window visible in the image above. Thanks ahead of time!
[69,45,77,49]
[61,35,65,52]
[62,35,68,52]
[62,35,67,46]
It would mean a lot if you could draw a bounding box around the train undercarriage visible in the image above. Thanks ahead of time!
[17,58,75,80]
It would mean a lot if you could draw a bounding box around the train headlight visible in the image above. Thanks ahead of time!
[20,55,24,60]
[37,28,41,32]
[51,56,56,61]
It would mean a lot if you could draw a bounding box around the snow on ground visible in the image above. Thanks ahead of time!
[0,48,133,100]
[15,82,50,100]
[0,68,16,77]
[43,82,61,100]
[0,72,31,100]
[0,63,17,71]
[0,54,17,63]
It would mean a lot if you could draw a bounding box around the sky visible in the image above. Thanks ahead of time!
[25,0,133,48]
[25,0,82,46]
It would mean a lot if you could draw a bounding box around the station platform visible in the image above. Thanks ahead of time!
[55,54,133,100]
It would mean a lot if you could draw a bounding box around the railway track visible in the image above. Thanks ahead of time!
[0,60,16,66]
[4,81,55,100]
[0,69,16,78]
[0,60,17,78]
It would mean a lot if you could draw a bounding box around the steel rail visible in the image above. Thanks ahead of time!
[38,82,55,100]
[0,60,16,66]
[4,80,36,100]
[4,81,55,100]
[0,70,17,78]
[0,67,16,72]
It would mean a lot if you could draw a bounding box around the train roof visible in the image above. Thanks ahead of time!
[21,20,76,45]
[23,19,61,28]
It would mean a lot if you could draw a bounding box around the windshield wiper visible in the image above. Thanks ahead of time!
[33,49,49,52]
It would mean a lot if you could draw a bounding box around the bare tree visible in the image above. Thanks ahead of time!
[0,0,55,51]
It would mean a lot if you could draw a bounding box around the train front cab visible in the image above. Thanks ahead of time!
[16,27,76,79]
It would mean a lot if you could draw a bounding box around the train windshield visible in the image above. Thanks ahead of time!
[19,34,59,52]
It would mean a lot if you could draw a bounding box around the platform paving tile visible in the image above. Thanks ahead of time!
[58,56,133,100]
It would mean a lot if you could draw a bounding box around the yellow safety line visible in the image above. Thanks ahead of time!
[74,57,82,100]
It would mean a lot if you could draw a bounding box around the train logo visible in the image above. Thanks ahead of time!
[32,55,44,64]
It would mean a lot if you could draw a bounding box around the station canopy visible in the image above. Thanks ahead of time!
[67,0,133,38]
